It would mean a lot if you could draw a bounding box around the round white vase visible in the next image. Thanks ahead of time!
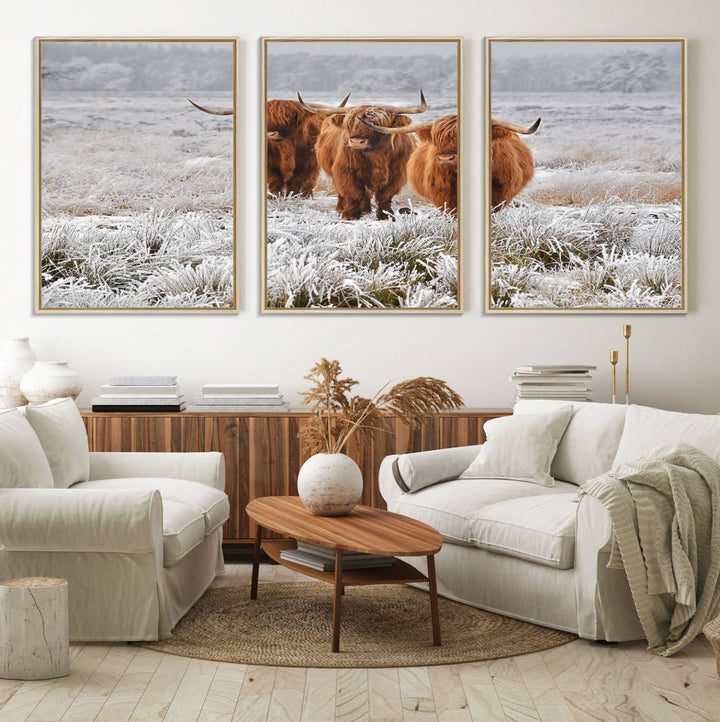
[297,453,363,516]
[0,337,37,407]
[20,362,83,406]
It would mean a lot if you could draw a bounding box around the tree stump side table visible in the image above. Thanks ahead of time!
[0,577,70,680]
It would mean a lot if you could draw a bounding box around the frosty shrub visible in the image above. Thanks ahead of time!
[266,197,458,309]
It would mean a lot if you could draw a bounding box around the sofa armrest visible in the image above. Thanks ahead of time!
[89,452,225,491]
[379,445,483,507]
[0,488,163,553]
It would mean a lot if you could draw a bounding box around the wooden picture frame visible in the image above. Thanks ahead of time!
[262,37,462,313]
[485,38,686,313]
[36,37,239,312]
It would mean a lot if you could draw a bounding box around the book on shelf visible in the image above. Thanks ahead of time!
[99,384,180,396]
[108,376,177,386]
[92,396,184,406]
[514,365,597,374]
[509,375,591,385]
[295,540,391,562]
[201,384,279,396]
[92,403,186,412]
[187,403,290,413]
[194,394,285,406]
[279,548,394,572]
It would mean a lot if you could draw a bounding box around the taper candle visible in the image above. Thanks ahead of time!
[623,325,632,404]
[610,350,619,405]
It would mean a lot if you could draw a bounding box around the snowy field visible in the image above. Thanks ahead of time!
[265,91,459,310]
[40,92,234,309]
[490,91,683,309]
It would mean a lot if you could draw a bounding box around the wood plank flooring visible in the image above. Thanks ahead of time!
[0,562,718,721]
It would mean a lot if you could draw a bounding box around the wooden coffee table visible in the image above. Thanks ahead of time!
[246,496,443,653]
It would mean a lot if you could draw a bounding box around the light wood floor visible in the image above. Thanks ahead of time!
[0,562,718,722]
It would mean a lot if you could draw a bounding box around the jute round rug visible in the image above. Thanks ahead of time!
[139,583,575,668]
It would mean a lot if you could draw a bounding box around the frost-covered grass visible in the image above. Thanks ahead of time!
[267,194,457,309]
[490,91,683,309]
[41,209,234,308]
[40,92,234,309]
[490,200,682,309]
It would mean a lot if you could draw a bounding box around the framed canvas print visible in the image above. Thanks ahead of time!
[261,37,462,312]
[486,38,686,313]
[36,37,238,312]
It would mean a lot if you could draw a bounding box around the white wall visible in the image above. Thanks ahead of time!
[2,0,718,413]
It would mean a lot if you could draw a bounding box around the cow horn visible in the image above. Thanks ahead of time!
[358,118,434,136]
[187,98,233,115]
[389,90,427,115]
[296,92,352,115]
[491,117,541,135]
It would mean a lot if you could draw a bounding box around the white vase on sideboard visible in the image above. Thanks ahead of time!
[297,453,364,516]
[20,362,82,406]
[0,338,37,407]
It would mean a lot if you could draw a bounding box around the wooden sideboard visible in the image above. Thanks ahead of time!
[81,408,510,544]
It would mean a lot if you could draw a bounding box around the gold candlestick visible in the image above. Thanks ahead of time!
[623,324,632,405]
[610,350,619,405]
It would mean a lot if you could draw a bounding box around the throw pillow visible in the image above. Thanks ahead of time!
[460,407,573,486]
[25,398,90,489]
[0,408,54,488]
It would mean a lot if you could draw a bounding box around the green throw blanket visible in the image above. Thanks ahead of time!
[580,443,720,656]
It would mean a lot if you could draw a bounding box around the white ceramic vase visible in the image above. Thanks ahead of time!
[0,337,37,408]
[20,362,83,406]
[297,453,363,516]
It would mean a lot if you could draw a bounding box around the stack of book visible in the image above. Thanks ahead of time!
[189,384,289,413]
[510,365,596,402]
[92,376,184,412]
[280,541,395,572]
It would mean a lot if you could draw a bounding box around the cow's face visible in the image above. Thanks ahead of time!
[266,100,307,142]
[333,107,412,152]
[431,115,458,167]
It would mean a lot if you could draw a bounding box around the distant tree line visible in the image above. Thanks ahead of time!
[267,53,458,96]
[41,42,233,92]
[492,49,681,93]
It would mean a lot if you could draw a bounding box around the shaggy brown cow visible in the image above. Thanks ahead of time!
[490,118,541,209]
[188,94,350,197]
[298,91,427,221]
[361,113,458,214]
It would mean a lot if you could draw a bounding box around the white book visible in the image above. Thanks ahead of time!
[100,385,180,395]
[92,396,185,406]
[187,404,290,413]
[515,365,596,374]
[296,540,389,561]
[100,394,183,399]
[202,384,280,396]
[196,394,284,405]
[109,376,177,386]
[279,549,394,571]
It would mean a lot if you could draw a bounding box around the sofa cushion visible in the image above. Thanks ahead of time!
[392,476,577,555]
[0,408,53,489]
[162,500,207,567]
[460,407,572,486]
[514,400,627,485]
[25,398,90,489]
[394,445,483,493]
[472,494,578,569]
[74,477,229,535]
[613,405,720,468]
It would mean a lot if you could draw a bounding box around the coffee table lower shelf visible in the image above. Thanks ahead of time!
[263,539,429,586]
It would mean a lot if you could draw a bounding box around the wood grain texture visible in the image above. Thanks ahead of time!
[82,408,510,543]
[247,496,442,556]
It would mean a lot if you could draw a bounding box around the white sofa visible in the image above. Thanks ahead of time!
[0,399,229,641]
[380,400,720,641]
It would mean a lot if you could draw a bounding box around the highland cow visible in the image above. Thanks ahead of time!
[490,117,541,209]
[298,91,427,220]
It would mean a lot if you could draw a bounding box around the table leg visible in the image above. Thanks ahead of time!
[250,524,263,600]
[427,554,441,646]
[332,549,344,653]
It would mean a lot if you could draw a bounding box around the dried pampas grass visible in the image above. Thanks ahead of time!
[299,358,462,454]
